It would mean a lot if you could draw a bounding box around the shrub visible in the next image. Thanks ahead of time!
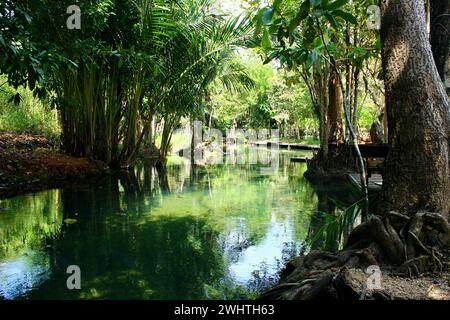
[0,76,60,139]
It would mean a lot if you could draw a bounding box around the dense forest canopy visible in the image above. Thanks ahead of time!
[0,0,449,301]
[1,0,257,167]
[0,0,390,165]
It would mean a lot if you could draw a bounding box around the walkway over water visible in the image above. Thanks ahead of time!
[250,141,320,151]
[347,173,383,191]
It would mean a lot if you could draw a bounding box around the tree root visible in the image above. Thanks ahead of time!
[397,256,430,277]
[260,210,450,300]
[346,215,404,264]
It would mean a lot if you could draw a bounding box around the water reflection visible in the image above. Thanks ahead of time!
[0,250,51,299]
[305,182,363,252]
[0,149,353,299]
[0,191,61,299]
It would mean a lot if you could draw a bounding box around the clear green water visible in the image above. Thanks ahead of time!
[0,149,353,300]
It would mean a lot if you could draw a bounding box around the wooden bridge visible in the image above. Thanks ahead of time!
[290,157,311,163]
[343,143,389,191]
[328,143,389,159]
[250,141,320,151]
[253,141,389,190]
[347,173,384,191]
[289,143,389,191]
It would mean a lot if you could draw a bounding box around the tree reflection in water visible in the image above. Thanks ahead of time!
[0,151,355,299]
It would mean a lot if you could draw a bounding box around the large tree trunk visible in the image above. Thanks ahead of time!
[379,0,450,216]
[262,0,450,301]
[430,0,450,94]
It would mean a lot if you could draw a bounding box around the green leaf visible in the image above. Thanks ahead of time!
[273,0,283,12]
[264,50,280,64]
[298,52,308,64]
[326,0,348,11]
[375,37,382,50]
[312,37,323,48]
[313,9,326,17]
[324,12,339,29]
[309,0,321,7]
[277,25,286,44]
[306,49,319,69]
[288,1,310,37]
[254,19,263,37]
[254,9,264,37]
[288,20,298,38]
[262,27,272,48]
[262,8,274,25]
[23,13,32,23]
[269,23,279,34]
[332,9,357,24]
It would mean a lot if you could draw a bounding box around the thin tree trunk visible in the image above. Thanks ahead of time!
[190,117,195,164]
[328,72,344,144]
[351,68,360,135]
[315,68,330,159]
[316,17,369,219]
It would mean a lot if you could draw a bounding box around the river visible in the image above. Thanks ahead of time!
[0,148,356,299]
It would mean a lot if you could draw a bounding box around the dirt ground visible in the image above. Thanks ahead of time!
[344,268,450,300]
[0,133,108,198]
[272,250,450,300]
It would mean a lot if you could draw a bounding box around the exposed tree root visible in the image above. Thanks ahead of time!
[260,211,450,300]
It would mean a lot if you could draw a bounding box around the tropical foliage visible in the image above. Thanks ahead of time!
[1,0,255,167]
[250,0,383,149]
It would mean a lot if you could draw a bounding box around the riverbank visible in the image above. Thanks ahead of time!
[0,133,109,199]
[260,152,450,301]
[260,201,450,301]
[262,252,450,300]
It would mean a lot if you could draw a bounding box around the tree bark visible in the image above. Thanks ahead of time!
[351,68,360,135]
[328,72,344,144]
[379,0,450,216]
[430,0,450,94]
[314,66,330,159]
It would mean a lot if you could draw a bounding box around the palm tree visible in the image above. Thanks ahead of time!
[1,0,255,169]
[148,0,255,161]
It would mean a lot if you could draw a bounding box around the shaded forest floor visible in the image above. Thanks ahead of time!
[0,133,108,198]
